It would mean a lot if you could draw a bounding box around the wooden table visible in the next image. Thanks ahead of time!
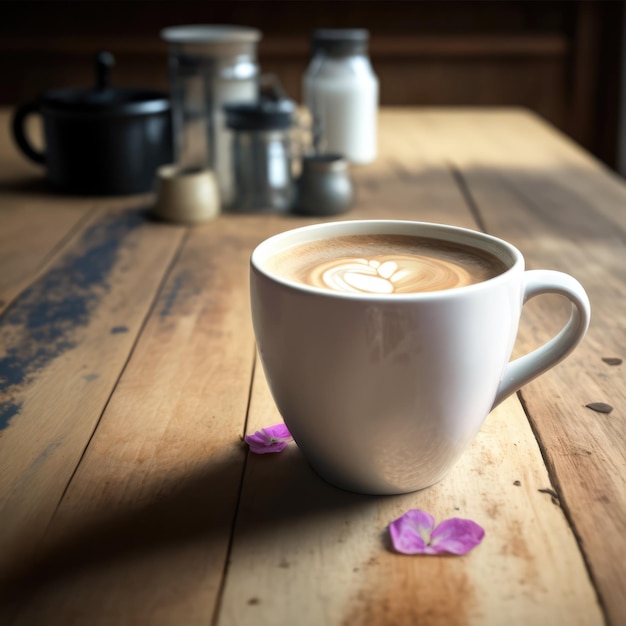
[0,108,624,625]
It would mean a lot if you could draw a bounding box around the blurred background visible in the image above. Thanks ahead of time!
[1,0,623,173]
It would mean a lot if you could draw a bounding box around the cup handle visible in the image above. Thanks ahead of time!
[492,269,591,409]
[12,101,46,165]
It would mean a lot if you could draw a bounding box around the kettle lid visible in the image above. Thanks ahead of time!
[41,51,170,116]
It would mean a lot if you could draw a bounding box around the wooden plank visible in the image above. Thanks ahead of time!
[218,364,602,626]
[0,206,186,582]
[1,215,289,625]
[352,117,482,230]
[0,110,156,315]
[0,202,91,313]
[403,108,624,625]
[0,111,89,313]
[0,195,155,316]
[0,109,615,625]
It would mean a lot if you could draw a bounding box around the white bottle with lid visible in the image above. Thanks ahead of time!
[303,29,379,164]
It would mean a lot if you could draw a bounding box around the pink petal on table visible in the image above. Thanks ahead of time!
[389,510,485,556]
[429,517,485,555]
[263,423,291,439]
[245,423,293,454]
[389,509,436,555]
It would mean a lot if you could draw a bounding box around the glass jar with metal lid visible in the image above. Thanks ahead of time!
[161,25,261,204]
[224,99,296,213]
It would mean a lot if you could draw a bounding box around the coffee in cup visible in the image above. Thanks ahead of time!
[265,233,509,295]
[250,220,590,495]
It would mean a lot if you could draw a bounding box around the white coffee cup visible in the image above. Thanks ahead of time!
[250,220,590,495]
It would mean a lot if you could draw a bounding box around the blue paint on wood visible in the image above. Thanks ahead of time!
[0,209,146,430]
[0,402,20,431]
[159,270,203,319]
[160,273,187,318]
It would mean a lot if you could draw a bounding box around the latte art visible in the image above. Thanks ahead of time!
[265,234,507,295]
[311,254,474,294]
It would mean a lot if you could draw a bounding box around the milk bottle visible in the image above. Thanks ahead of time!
[303,29,379,164]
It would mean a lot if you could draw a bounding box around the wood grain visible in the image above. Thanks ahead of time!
[373,107,624,624]
[1,108,623,626]
[0,118,90,314]
[0,203,91,314]
[2,216,287,625]
[218,365,602,626]
[0,108,155,316]
[0,206,186,580]
[414,108,625,625]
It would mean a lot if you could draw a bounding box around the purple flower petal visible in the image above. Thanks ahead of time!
[389,510,484,556]
[429,517,485,555]
[263,423,291,440]
[245,423,293,454]
[389,509,435,555]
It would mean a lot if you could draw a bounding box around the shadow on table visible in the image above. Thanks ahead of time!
[0,442,378,615]
[0,174,56,195]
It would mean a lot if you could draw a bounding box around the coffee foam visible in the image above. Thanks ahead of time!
[266,234,507,295]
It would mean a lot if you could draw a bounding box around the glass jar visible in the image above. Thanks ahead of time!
[303,29,378,164]
[224,99,296,213]
[161,25,261,205]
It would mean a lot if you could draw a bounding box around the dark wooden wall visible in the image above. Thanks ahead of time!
[0,1,622,168]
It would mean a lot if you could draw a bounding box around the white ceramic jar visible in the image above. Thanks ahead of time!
[303,29,379,164]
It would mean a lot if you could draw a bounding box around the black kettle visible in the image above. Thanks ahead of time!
[12,52,173,196]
